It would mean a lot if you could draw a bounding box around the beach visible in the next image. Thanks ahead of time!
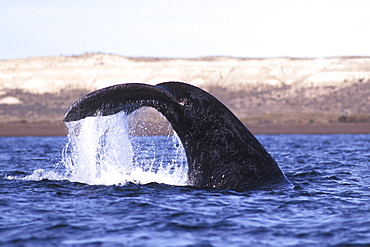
[1,121,369,137]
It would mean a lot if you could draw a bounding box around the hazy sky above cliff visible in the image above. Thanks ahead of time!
[1,0,369,60]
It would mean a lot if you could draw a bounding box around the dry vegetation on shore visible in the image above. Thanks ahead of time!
[0,53,369,134]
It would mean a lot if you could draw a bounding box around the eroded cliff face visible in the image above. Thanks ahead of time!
[1,53,370,124]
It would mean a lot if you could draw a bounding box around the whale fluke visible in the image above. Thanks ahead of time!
[64,82,290,191]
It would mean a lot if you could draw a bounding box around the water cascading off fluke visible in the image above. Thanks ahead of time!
[61,110,188,186]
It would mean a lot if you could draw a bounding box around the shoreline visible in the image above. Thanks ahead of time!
[248,122,370,135]
[1,122,370,137]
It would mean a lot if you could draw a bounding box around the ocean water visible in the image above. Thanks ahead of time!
[1,113,370,246]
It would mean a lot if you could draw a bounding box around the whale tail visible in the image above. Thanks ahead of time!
[64,81,291,191]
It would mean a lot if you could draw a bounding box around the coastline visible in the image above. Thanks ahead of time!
[1,54,370,137]
[1,122,369,137]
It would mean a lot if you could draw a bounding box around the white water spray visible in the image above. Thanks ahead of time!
[61,111,133,185]
[59,110,188,186]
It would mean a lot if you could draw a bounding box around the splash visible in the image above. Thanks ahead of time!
[52,110,189,186]
[60,111,132,185]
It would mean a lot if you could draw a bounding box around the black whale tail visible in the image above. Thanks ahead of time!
[64,81,291,191]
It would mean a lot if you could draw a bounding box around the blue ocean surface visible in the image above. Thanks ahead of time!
[1,122,370,246]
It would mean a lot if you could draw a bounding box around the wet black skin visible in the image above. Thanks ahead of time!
[64,82,290,191]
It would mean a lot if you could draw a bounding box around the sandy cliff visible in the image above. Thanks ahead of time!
[0,53,369,134]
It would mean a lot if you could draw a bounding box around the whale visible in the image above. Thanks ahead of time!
[64,81,290,191]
